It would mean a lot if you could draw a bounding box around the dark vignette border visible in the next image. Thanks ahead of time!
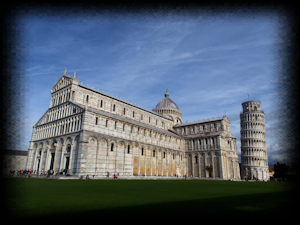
[0,1,299,221]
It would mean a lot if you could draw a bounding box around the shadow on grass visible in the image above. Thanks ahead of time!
[10,190,295,222]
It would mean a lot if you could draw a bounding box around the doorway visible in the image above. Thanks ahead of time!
[65,157,70,174]
[50,153,55,170]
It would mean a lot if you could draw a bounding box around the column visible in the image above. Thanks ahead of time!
[32,150,38,173]
[52,145,59,173]
[170,150,173,176]
[198,153,201,178]
[69,144,74,173]
[138,145,140,175]
[191,154,194,177]
[161,150,163,176]
[155,149,158,176]
[212,153,215,178]
[204,153,207,178]
[38,149,44,174]
[59,145,65,172]
[166,150,168,177]
[219,152,224,179]
[44,148,50,171]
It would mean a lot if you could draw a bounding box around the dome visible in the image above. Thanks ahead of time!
[154,91,179,110]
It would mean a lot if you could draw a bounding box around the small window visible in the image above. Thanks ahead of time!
[195,156,198,164]
[149,117,151,123]
[123,108,126,115]
[111,143,114,151]
[133,111,135,117]
[127,145,130,154]
[100,100,103,108]
[106,120,108,127]
[163,152,166,158]
[153,150,155,157]
[86,95,89,103]
[67,145,71,153]
[115,121,117,129]
[181,155,182,161]
[141,148,144,156]
[123,124,125,131]
[113,104,115,112]
[141,114,143,120]
[95,117,98,125]
[173,153,175,159]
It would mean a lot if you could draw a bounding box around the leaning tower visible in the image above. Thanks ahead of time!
[240,101,269,180]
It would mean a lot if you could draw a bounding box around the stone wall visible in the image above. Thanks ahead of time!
[2,150,28,175]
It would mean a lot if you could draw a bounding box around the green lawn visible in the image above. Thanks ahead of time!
[6,178,295,221]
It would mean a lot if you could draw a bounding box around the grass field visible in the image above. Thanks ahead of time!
[5,178,295,221]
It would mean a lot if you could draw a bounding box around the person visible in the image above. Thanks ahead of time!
[86,174,90,179]
[107,171,109,178]
[113,174,116,179]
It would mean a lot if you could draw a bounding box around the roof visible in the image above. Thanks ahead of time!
[78,84,172,120]
[175,116,225,127]
[76,103,182,138]
[153,91,179,110]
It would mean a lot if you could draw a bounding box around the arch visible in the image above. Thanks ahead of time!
[66,137,73,145]
[39,142,44,149]
[118,141,125,147]
[99,138,108,147]
[88,137,97,143]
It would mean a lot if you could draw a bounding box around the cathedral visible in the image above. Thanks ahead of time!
[26,69,240,179]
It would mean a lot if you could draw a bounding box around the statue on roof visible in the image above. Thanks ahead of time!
[63,67,67,75]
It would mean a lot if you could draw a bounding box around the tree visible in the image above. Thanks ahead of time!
[274,162,288,179]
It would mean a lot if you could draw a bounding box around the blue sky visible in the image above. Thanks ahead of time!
[19,13,286,167]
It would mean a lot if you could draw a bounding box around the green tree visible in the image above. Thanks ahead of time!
[274,162,287,179]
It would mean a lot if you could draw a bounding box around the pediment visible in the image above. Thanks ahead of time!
[223,116,230,123]
[35,102,84,127]
[51,75,73,93]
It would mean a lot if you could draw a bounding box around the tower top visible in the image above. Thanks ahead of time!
[241,100,262,113]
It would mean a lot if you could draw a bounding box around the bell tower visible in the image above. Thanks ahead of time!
[240,100,268,180]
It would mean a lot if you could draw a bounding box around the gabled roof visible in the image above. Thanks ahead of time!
[35,102,84,127]
[51,75,74,93]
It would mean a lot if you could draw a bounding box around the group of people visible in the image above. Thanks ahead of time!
[9,170,32,177]
[106,171,119,179]
[9,169,69,177]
